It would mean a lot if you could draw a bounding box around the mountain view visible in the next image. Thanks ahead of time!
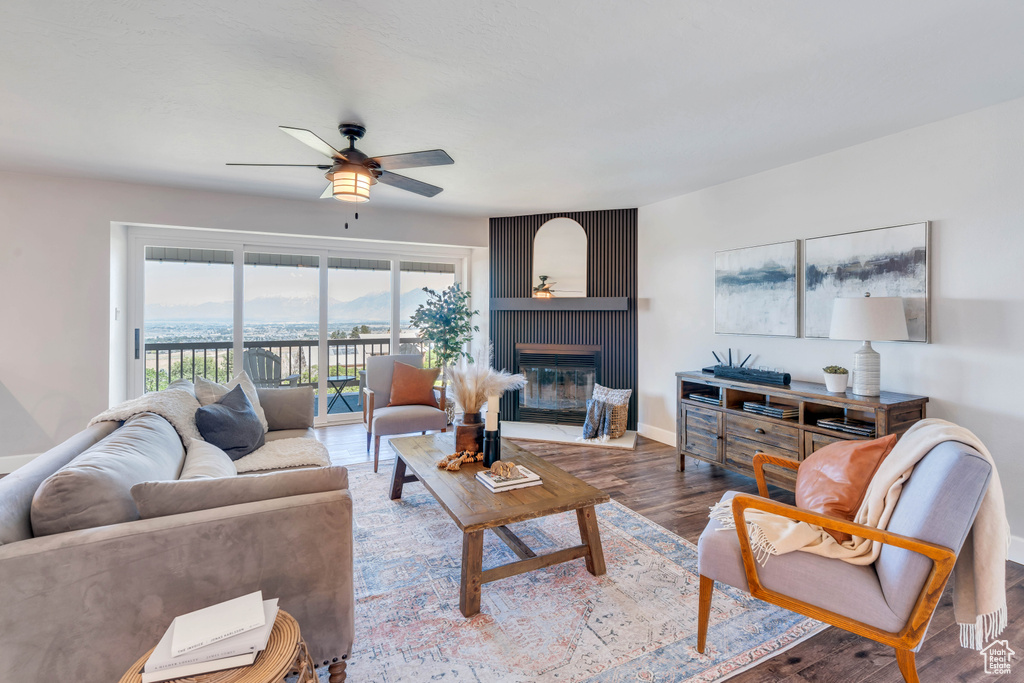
[145,287,431,323]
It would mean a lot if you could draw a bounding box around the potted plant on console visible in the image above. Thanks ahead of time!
[823,365,849,393]
[409,283,480,424]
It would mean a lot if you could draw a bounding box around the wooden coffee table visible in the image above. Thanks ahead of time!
[389,433,610,617]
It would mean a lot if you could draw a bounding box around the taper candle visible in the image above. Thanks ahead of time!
[485,395,499,431]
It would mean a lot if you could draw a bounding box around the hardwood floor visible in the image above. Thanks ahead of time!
[317,423,1023,682]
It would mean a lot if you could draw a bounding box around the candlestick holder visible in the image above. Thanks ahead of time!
[482,427,501,467]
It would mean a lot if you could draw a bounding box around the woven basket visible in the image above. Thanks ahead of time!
[592,383,631,439]
[606,402,629,439]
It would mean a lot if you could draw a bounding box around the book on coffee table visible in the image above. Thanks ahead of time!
[476,465,542,492]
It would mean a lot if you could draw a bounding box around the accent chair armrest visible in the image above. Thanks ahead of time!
[729,493,956,649]
[752,452,801,498]
[436,385,447,412]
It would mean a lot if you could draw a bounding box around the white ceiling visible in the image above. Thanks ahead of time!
[3,1,1024,218]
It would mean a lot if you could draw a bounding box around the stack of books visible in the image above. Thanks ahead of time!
[476,465,543,493]
[142,592,278,683]
[688,392,722,407]
[742,401,798,420]
[817,416,876,438]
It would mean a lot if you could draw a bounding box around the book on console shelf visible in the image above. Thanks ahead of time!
[742,402,798,419]
[816,417,876,437]
[688,393,722,406]
[141,593,275,683]
[476,465,543,493]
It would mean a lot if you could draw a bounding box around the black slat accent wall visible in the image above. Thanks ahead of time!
[489,208,639,430]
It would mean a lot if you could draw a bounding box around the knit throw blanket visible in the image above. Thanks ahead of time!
[89,387,203,446]
[711,419,1009,650]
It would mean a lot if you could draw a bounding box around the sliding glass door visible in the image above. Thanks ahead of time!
[326,258,392,418]
[130,230,467,426]
[243,251,321,413]
[142,246,235,391]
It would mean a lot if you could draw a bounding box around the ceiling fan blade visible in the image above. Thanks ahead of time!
[320,184,333,199]
[371,149,453,171]
[376,171,443,197]
[279,126,345,160]
[226,163,333,169]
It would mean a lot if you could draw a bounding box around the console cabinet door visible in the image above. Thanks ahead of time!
[682,405,724,463]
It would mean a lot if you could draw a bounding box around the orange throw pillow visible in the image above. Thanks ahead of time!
[796,433,898,543]
[387,362,440,408]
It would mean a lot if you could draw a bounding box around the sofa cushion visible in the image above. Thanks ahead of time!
[131,466,349,518]
[698,491,904,633]
[256,386,314,430]
[387,361,439,408]
[0,421,120,545]
[30,413,185,536]
[195,386,265,460]
[796,434,896,542]
[195,372,268,432]
[264,428,316,442]
[179,440,237,480]
[371,404,448,436]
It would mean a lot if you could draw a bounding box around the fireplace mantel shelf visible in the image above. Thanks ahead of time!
[489,297,628,311]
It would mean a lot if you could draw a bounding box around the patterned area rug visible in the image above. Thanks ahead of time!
[341,463,826,682]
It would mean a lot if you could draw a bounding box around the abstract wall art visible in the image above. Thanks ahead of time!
[714,240,799,337]
[803,222,929,342]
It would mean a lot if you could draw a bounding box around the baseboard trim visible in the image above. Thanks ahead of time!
[638,423,675,446]
[0,452,40,475]
[1009,535,1024,566]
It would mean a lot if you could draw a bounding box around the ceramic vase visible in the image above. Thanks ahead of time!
[454,411,485,453]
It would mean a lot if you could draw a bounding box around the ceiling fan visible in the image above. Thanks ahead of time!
[227,123,453,203]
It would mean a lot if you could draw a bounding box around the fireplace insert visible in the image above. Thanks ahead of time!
[515,344,601,425]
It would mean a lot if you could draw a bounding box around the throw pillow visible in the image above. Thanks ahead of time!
[195,372,269,432]
[132,466,349,519]
[195,385,266,460]
[796,433,898,543]
[179,439,237,480]
[387,361,440,408]
[256,386,315,431]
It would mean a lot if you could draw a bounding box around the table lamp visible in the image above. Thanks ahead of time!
[828,294,909,396]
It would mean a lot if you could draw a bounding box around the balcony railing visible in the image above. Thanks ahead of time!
[145,337,437,396]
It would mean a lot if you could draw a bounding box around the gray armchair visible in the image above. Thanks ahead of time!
[696,442,992,683]
[363,354,448,472]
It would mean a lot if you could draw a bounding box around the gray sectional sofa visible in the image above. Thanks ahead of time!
[0,386,354,683]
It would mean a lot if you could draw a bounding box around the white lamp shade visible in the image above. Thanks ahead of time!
[829,296,909,341]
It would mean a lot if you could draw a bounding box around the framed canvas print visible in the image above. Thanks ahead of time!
[714,240,799,337]
[803,222,929,342]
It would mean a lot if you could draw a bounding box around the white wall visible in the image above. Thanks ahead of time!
[638,96,1024,547]
[0,170,487,459]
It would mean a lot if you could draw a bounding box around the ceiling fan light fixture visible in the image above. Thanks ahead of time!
[328,164,372,203]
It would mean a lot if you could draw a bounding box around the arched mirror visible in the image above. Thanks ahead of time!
[532,218,587,298]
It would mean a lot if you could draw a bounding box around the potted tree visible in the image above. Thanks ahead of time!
[823,365,849,392]
[409,283,480,423]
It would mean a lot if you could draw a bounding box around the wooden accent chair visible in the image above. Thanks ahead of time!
[362,354,447,473]
[696,444,992,683]
[243,348,300,388]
